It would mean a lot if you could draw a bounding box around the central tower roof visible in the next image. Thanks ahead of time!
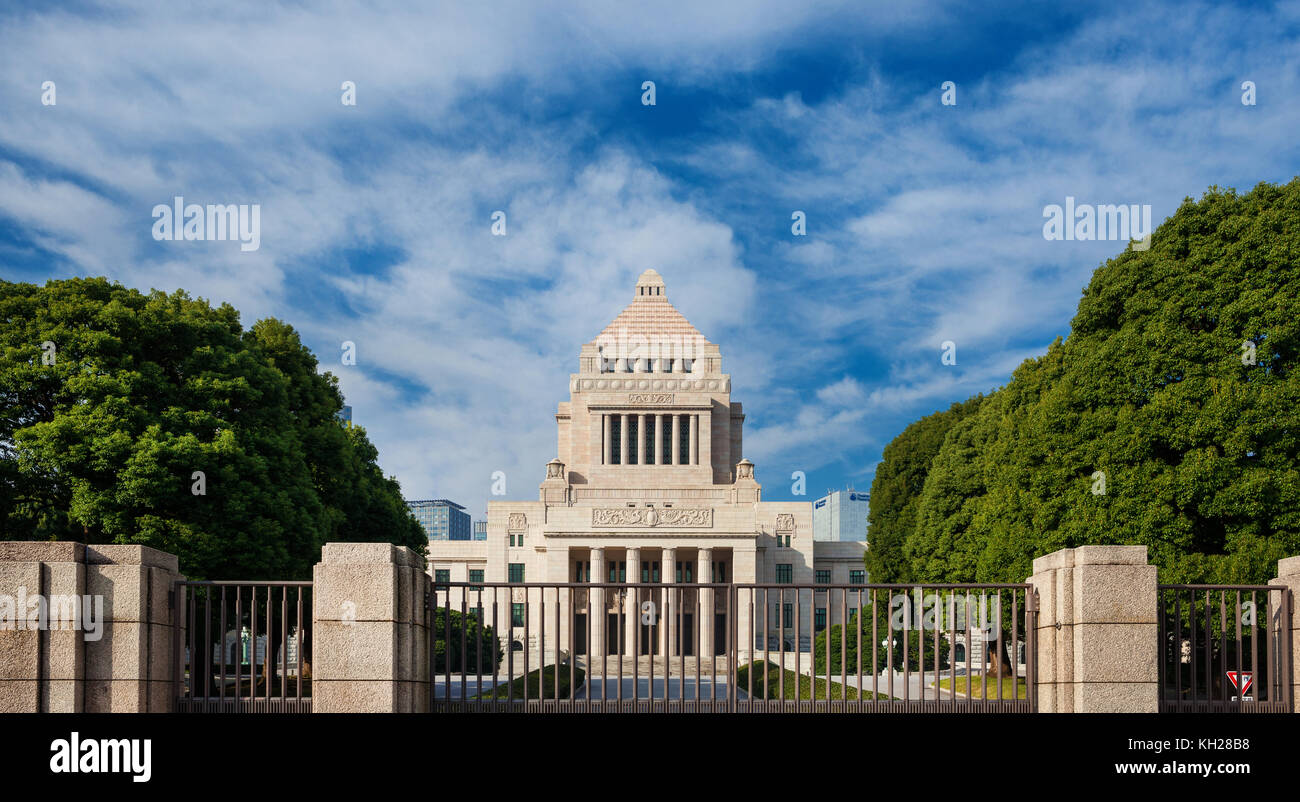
[588,270,710,346]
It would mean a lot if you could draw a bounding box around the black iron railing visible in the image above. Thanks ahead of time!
[429,582,1037,712]
[1157,584,1293,713]
[173,581,313,713]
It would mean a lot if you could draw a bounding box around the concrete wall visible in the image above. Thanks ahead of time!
[312,542,430,713]
[0,541,183,712]
[1028,546,1159,713]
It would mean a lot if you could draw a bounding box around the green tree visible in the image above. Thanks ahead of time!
[812,597,949,675]
[865,395,984,583]
[905,180,1300,586]
[434,607,504,674]
[0,277,426,580]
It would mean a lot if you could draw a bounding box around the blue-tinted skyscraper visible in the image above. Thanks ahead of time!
[812,488,870,542]
[406,499,471,541]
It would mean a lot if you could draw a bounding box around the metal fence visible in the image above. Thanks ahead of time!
[1157,584,1293,713]
[430,582,1037,712]
[173,581,313,713]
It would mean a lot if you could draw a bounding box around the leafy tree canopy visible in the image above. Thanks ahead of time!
[865,395,984,583]
[872,180,1300,585]
[0,277,426,579]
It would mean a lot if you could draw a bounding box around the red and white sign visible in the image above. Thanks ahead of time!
[1227,671,1253,699]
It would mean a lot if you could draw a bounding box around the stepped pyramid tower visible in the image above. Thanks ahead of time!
[428,270,865,660]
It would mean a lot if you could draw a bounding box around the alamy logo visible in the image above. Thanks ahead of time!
[151,195,261,251]
[1042,197,1151,248]
[50,732,151,783]
[0,586,103,641]
[889,590,1002,641]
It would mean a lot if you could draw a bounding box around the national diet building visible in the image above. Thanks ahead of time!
[428,270,866,660]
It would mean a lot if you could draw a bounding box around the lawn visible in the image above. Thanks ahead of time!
[475,664,585,700]
[735,660,882,701]
[937,675,1027,700]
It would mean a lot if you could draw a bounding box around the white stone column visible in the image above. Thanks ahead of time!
[671,414,681,465]
[654,413,664,465]
[698,548,714,658]
[602,415,611,465]
[689,415,699,465]
[662,548,677,657]
[619,414,629,466]
[734,546,757,659]
[625,548,641,656]
[636,413,646,465]
[590,548,606,661]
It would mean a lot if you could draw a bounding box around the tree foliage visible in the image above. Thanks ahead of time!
[0,277,426,579]
[865,395,984,583]
[874,181,1300,585]
[812,600,949,674]
[434,607,504,674]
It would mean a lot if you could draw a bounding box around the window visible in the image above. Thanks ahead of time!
[434,569,450,585]
[508,563,525,583]
[675,562,693,583]
[573,561,589,582]
[645,417,656,464]
[783,535,792,547]
[608,561,626,583]
[468,569,484,590]
[849,570,866,585]
[815,608,827,632]
[775,564,793,584]
[511,603,525,627]
[678,415,690,464]
[815,570,831,584]
[628,416,639,464]
[711,563,727,583]
[641,561,660,583]
[783,603,793,628]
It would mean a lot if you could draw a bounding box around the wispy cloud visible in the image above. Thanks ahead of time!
[1,0,1297,513]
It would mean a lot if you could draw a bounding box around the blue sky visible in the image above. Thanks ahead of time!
[2,0,1299,519]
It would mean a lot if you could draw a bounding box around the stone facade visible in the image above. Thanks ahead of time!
[427,270,864,661]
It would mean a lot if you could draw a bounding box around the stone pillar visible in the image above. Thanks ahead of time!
[0,542,183,713]
[1027,546,1157,713]
[699,410,712,473]
[662,548,677,657]
[671,414,681,465]
[313,543,429,713]
[636,413,646,465]
[590,548,606,660]
[625,548,640,656]
[734,546,757,660]
[698,549,714,658]
[603,414,611,465]
[1269,556,1300,710]
[655,413,665,465]
[689,415,699,465]
[619,415,629,466]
